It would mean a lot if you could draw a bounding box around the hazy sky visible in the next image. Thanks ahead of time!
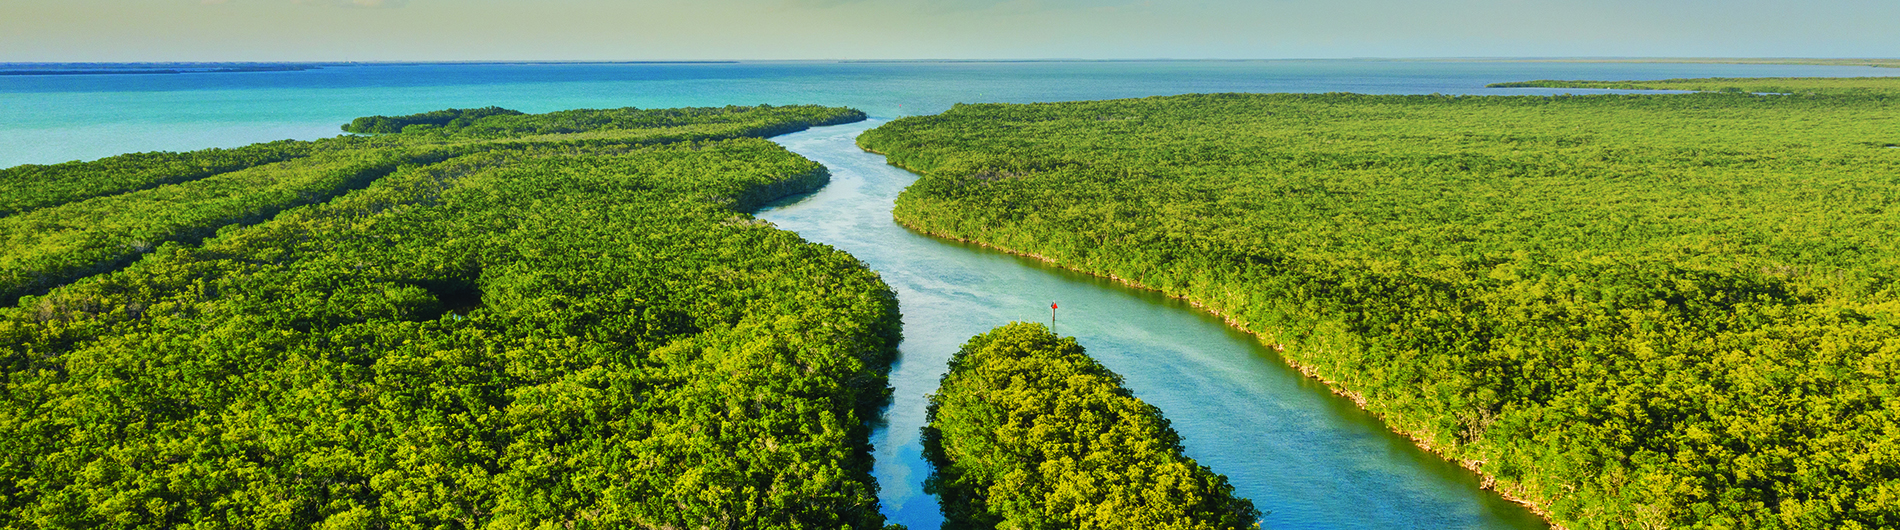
[2,0,1895,62]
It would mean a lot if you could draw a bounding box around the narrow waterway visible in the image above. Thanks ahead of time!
[755,120,1550,530]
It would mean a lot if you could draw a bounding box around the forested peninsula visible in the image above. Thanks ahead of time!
[0,105,910,529]
[861,82,1900,529]
[1488,76,1900,95]
[926,323,1260,529]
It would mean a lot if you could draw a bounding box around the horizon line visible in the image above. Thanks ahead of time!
[4,56,1899,67]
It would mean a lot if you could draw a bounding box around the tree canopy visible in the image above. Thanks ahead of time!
[341,106,526,134]
[1488,76,1900,96]
[926,323,1261,530]
[863,90,1900,529]
[0,105,903,529]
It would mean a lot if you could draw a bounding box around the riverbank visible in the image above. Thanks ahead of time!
[859,147,1558,522]
[859,91,1900,528]
[773,122,1550,529]
[886,209,1563,528]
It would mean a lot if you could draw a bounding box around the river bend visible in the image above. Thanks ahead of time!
[757,121,1549,530]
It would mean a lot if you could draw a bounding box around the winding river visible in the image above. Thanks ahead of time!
[17,60,1897,529]
[757,121,1550,529]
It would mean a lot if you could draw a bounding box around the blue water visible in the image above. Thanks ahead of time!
[5,60,1894,528]
[4,60,1894,167]
[759,121,1547,529]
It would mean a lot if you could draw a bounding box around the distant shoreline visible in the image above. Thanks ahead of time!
[1402,57,1900,68]
[0,60,743,76]
[0,65,321,76]
[4,58,1894,71]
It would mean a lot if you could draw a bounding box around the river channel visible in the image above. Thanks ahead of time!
[17,59,1891,529]
[756,120,1550,529]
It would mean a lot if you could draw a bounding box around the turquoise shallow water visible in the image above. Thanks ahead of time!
[4,60,1895,167]
[6,60,1896,528]
[758,120,1549,529]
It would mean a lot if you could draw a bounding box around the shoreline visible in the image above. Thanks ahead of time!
[867,147,1564,527]
[889,217,1565,527]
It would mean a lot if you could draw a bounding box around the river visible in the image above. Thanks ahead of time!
[757,120,1549,529]
[9,59,1898,528]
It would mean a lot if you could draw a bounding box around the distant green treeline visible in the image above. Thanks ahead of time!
[1488,76,1900,95]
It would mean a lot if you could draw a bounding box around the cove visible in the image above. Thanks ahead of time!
[756,120,1550,529]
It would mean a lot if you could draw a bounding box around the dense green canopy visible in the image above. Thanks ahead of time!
[341,106,527,134]
[1488,76,1900,96]
[0,104,864,307]
[863,89,1900,529]
[0,140,314,219]
[926,323,1260,530]
[0,105,900,529]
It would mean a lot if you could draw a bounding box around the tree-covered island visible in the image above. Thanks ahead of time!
[925,323,1261,529]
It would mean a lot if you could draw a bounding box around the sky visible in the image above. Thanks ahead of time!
[1,0,1896,62]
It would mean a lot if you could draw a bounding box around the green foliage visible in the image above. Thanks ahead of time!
[0,147,458,306]
[448,105,867,139]
[1492,58,1900,68]
[1,106,899,528]
[423,105,873,151]
[341,104,868,143]
[0,140,314,217]
[1488,76,1900,95]
[341,106,526,134]
[924,323,1260,530]
[0,104,867,307]
[862,91,1900,529]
